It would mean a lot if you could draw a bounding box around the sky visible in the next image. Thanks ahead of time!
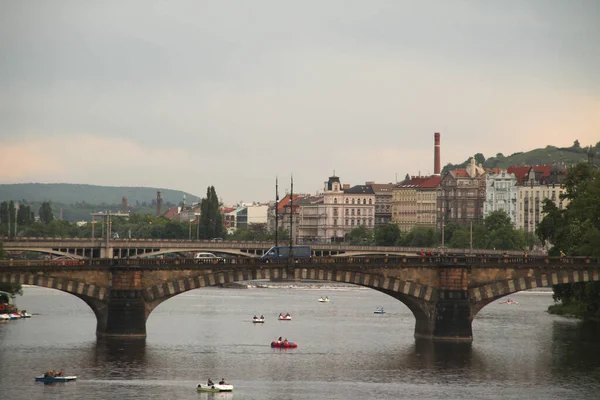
[1,1,599,205]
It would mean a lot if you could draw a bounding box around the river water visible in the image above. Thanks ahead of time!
[1,285,600,399]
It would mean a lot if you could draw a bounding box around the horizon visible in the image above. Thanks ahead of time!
[1,1,598,204]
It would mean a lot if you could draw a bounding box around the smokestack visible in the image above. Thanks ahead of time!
[434,132,441,175]
[157,190,162,216]
[121,196,128,213]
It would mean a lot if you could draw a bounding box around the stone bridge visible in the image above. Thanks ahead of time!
[1,255,598,342]
[1,236,537,259]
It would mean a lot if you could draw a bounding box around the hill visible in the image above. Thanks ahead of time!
[0,183,198,206]
[442,140,599,173]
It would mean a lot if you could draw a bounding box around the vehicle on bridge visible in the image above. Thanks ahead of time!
[260,246,311,262]
[193,252,224,263]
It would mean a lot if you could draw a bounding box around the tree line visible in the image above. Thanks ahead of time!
[536,162,600,320]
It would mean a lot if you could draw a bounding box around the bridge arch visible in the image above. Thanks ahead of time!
[469,269,600,315]
[0,272,108,332]
[140,266,438,325]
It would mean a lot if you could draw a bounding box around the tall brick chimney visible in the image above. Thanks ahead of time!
[156,190,162,216]
[434,132,441,175]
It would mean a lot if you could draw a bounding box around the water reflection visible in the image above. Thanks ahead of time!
[92,338,147,380]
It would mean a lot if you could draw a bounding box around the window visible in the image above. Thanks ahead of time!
[362,199,366,204]
[333,219,337,226]
[345,198,349,204]
[333,198,338,204]
[369,199,372,204]
[351,209,355,216]
[345,209,349,216]
[352,198,355,204]
[357,209,361,216]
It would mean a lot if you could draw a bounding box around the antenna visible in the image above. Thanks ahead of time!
[289,174,294,257]
[275,177,279,247]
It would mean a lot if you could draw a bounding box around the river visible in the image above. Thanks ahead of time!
[1,285,600,399]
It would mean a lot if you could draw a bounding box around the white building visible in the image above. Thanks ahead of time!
[484,170,518,225]
[235,203,269,229]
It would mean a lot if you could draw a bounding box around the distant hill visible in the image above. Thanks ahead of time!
[442,140,599,173]
[0,183,199,206]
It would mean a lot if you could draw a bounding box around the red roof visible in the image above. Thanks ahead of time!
[277,194,303,212]
[420,175,442,188]
[450,169,470,178]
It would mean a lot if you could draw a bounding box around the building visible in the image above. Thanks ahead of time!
[512,164,568,233]
[392,176,430,232]
[437,157,487,229]
[484,169,518,225]
[367,182,396,227]
[235,203,269,230]
[416,175,441,228]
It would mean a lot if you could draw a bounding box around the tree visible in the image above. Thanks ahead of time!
[374,224,401,246]
[199,186,224,239]
[573,139,581,149]
[537,162,600,256]
[474,153,486,164]
[39,201,54,224]
[345,226,373,245]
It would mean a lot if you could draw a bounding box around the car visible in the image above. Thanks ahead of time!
[193,252,224,263]
[210,238,223,242]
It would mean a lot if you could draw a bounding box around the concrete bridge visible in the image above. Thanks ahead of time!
[1,236,538,259]
[1,255,598,343]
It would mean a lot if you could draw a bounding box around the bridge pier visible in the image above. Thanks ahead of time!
[414,265,473,342]
[96,269,147,339]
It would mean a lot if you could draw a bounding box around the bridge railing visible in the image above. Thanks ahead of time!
[0,256,598,269]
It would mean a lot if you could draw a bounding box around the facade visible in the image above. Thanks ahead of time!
[392,176,440,232]
[512,165,568,233]
[236,203,269,229]
[484,170,518,225]
[291,176,376,243]
[392,176,430,232]
[367,182,396,227]
[437,157,487,229]
[416,176,441,228]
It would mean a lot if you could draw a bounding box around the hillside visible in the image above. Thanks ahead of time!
[442,140,599,173]
[0,183,198,206]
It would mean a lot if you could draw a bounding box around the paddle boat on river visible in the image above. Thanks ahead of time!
[278,313,292,321]
[318,296,330,302]
[500,298,519,305]
[374,307,385,314]
[197,379,233,392]
[252,315,265,323]
[271,338,298,348]
[35,370,77,383]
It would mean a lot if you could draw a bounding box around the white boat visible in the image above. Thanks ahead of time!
[20,311,32,318]
[374,308,385,314]
[500,299,519,305]
[318,297,330,302]
[278,314,292,321]
[197,383,234,392]
[35,375,77,383]
[8,313,20,320]
[252,317,265,323]
[0,314,10,321]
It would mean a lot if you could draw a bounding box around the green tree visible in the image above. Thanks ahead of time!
[374,224,401,246]
[39,201,54,224]
[199,186,224,239]
[402,226,437,247]
[345,226,373,245]
[474,153,486,164]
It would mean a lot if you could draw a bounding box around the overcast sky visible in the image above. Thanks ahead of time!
[1,1,598,204]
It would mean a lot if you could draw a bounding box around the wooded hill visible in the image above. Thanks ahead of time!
[442,140,599,173]
[0,183,198,206]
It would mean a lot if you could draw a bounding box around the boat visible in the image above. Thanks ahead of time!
[252,316,265,323]
[196,383,234,392]
[0,314,10,321]
[271,340,298,348]
[500,299,519,305]
[374,307,385,314]
[318,297,330,302]
[35,376,77,383]
[278,314,292,321]
[20,310,32,318]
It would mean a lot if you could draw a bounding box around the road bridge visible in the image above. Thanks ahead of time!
[1,255,597,342]
[1,237,539,259]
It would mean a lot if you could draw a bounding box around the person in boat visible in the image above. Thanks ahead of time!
[219,378,226,385]
[58,370,64,377]
[260,314,264,319]
[283,338,288,343]
[279,313,283,317]
[278,336,282,341]
[207,378,214,386]
[254,315,257,319]
[285,313,290,317]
